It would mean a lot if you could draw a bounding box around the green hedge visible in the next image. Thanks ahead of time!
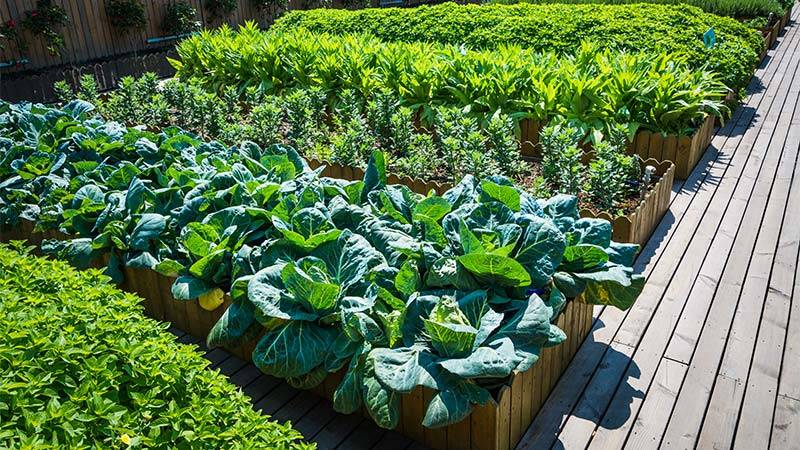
[273,2,764,92]
[0,244,311,450]
[488,0,786,23]
[173,26,728,136]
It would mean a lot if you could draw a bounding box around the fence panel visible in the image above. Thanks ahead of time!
[0,0,291,73]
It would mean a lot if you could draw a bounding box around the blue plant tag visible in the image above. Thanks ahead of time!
[703,28,716,48]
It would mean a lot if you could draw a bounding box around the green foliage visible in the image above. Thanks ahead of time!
[163,1,200,36]
[206,0,239,20]
[0,99,645,430]
[21,0,69,55]
[488,0,787,24]
[106,0,147,32]
[173,24,729,136]
[55,75,525,185]
[0,244,310,449]
[273,2,763,92]
[540,123,584,196]
[54,74,99,104]
[539,121,640,211]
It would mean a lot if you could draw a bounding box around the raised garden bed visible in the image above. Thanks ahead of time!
[627,114,715,179]
[519,115,713,180]
[580,159,674,246]
[308,157,674,247]
[0,220,594,450]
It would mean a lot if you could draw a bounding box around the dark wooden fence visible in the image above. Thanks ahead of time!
[0,0,309,75]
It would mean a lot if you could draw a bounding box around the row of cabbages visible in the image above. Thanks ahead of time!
[0,100,644,428]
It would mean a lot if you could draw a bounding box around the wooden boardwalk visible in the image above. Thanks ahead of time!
[171,11,800,450]
[519,8,800,450]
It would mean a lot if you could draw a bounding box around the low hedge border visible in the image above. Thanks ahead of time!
[0,244,311,450]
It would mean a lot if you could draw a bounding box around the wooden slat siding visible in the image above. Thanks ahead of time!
[518,12,799,448]
[0,0,293,72]
[402,387,426,444]
[445,405,471,450]
[593,23,800,450]
[647,132,663,162]
[660,135,677,165]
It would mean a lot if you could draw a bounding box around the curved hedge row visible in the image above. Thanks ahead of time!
[489,0,787,24]
[0,244,310,449]
[273,2,764,92]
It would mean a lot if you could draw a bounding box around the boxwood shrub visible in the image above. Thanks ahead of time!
[0,243,311,449]
[489,0,787,25]
[273,2,764,92]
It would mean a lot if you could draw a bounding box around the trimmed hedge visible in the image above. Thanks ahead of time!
[273,2,764,92]
[489,0,787,23]
[0,244,311,450]
[173,27,728,135]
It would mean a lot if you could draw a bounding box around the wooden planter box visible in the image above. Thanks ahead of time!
[308,156,672,246]
[124,268,596,450]
[628,113,715,180]
[519,118,544,158]
[0,221,595,450]
[580,159,674,246]
[518,115,713,180]
[306,157,453,195]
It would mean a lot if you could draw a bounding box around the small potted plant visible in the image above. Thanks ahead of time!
[107,0,147,33]
[163,1,200,37]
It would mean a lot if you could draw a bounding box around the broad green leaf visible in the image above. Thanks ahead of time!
[363,359,401,430]
[439,337,520,379]
[577,266,645,310]
[480,180,520,211]
[371,347,421,393]
[424,297,478,358]
[282,263,340,316]
[171,275,213,301]
[412,196,451,223]
[253,321,334,378]
[458,253,531,287]
[130,214,166,251]
[422,389,471,429]
[559,244,609,272]
[515,216,566,287]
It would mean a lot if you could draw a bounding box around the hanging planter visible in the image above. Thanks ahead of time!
[21,0,69,55]
[106,0,147,34]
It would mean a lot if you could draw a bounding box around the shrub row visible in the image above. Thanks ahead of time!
[172,25,728,136]
[0,243,310,449]
[488,0,788,26]
[272,2,764,92]
[0,99,645,430]
[60,74,645,214]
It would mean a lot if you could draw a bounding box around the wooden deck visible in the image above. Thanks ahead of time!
[520,8,800,450]
[171,11,800,450]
